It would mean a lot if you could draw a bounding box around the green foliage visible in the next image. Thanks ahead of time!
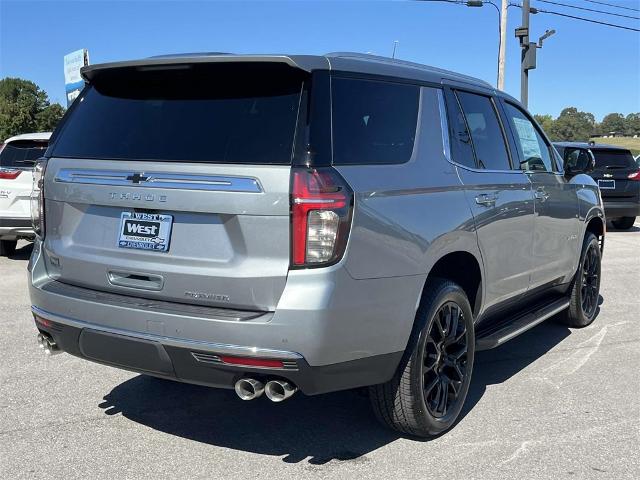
[599,113,626,135]
[0,77,66,140]
[624,113,640,137]
[546,107,595,142]
[534,114,554,134]
[535,107,640,142]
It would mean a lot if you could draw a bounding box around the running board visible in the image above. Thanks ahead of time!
[476,298,570,351]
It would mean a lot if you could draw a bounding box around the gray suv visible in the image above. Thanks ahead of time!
[29,53,605,437]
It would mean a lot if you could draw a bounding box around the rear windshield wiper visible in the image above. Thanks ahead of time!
[604,165,627,170]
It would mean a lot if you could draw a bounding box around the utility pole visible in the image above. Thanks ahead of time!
[518,0,531,107]
[515,1,556,108]
[497,0,508,90]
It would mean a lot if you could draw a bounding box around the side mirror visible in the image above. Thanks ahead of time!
[563,148,595,176]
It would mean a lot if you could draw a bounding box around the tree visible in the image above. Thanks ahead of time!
[624,113,640,137]
[0,77,65,140]
[36,104,66,132]
[534,114,554,134]
[599,113,626,136]
[548,107,595,142]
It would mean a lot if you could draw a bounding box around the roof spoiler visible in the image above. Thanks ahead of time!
[81,54,327,83]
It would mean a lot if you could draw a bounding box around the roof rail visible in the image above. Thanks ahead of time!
[325,51,493,88]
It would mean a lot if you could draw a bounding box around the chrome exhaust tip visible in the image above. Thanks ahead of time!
[234,378,265,401]
[37,333,60,355]
[264,380,297,402]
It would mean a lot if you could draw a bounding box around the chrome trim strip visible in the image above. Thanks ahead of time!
[436,89,452,163]
[31,305,303,360]
[54,169,263,193]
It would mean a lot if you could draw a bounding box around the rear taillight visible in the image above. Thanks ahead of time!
[290,167,353,268]
[0,169,21,179]
[628,171,640,181]
[31,159,46,238]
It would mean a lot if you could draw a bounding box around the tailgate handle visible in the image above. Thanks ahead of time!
[107,271,164,291]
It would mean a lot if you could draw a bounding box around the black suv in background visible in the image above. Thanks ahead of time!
[555,142,640,230]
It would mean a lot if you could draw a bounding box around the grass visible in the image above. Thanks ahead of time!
[589,137,640,156]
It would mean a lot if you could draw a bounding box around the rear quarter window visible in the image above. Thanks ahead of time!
[331,77,419,165]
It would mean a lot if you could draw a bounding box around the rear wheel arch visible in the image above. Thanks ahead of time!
[585,215,605,252]
[423,251,483,319]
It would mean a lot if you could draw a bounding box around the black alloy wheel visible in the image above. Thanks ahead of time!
[422,301,468,418]
[580,242,600,320]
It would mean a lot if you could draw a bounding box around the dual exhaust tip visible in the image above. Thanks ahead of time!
[234,378,297,402]
[37,332,60,355]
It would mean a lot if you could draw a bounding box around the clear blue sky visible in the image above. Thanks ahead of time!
[1,0,638,120]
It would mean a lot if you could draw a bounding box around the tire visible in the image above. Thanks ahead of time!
[0,240,17,257]
[559,232,601,328]
[369,278,475,437]
[611,217,636,230]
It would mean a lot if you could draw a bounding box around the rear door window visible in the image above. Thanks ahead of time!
[51,64,305,164]
[455,91,511,170]
[0,140,48,169]
[331,77,419,165]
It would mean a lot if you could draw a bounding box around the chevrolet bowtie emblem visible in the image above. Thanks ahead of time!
[126,173,150,184]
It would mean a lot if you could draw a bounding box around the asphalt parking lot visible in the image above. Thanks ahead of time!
[1,224,639,480]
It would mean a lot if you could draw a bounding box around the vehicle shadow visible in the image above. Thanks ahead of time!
[8,242,33,260]
[606,224,639,233]
[99,315,584,463]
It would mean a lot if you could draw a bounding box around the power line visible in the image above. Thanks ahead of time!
[528,6,640,31]
[583,0,640,13]
[537,0,640,20]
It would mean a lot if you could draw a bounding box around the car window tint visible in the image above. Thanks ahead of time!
[564,148,591,171]
[592,149,635,169]
[0,140,48,168]
[456,91,510,170]
[332,78,419,165]
[503,103,554,172]
[52,63,304,164]
[447,94,477,168]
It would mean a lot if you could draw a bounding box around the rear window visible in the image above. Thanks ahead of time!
[331,78,419,165]
[52,63,305,164]
[592,149,635,169]
[0,140,48,168]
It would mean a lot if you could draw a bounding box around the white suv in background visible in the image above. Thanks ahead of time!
[0,132,51,256]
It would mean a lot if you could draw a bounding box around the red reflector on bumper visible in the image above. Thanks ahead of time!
[33,314,52,328]
[219,356,284,369]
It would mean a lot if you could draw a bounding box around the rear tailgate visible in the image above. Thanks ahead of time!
[43,159,291,311]
[42,61,307,311]
[591,149,640,200]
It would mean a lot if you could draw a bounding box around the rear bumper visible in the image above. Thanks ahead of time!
[28,240,423,395]
[0,217,34,239]
[603,199,640,218]
[31,306,401,395]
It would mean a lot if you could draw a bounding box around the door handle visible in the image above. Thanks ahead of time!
[534,188,550,202]
[475,194,497,207]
